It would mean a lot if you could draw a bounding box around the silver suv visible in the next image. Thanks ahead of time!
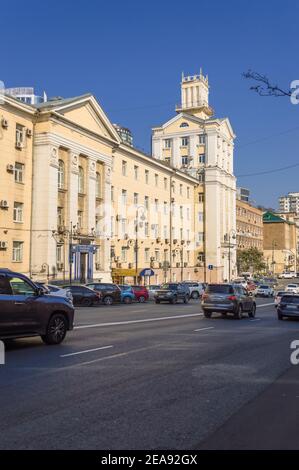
[201,283,256,319]
[182,281,205,299]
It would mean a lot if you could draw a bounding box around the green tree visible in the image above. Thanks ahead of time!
[237,248,266,274]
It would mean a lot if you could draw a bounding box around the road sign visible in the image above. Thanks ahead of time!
[208,264,213,270]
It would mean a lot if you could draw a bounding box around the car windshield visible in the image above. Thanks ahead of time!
[287,284,297,288]
[161,284,178,290]
[206,285,234,294]
[277,292,287,296]
[281,296,299,304]
[260,285,269,289]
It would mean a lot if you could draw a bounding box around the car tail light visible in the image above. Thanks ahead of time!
[227,295,237,301]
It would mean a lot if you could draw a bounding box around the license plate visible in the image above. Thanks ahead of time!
[286,305,298,310]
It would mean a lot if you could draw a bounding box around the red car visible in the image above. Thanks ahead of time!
[132,285,149,303]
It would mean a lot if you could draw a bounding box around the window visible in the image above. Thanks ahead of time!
[198,211,204,222]
[198,172,205,183]
[145,170,149,184]
[180,184,183,196]
[199,134,206,144]
[111,186,114,202]
[145,248,150,262]
[164,178,167,190]
[164,139,172,149]
[155,174,158,186]
[181,156,188,166]
[13,202,23,223]
[121,219,127,238]
[12,241,23,262]
[180,206,183,219]
[198,232,204,243]
[187,229,190,241]
[134,193,138,206]
[121,189,127,206]
[56,245,63,263]
[180,122,189,128]
[154,249,160,261]
[144,222,149,237]
[198,193,204,203]
[78,166,84,193]
[77,211,83,229]
[96,172,101,198]
[163,225,168,238]
[187,251,190,263]
[134,165,139,180]
[187,208,190,220]
[180,228,183,240]
[16,124,24,147]
[198,253,205,263]
[187,187,190,199]
[164,202,167,215]
[110,216,115,237]
[14,162,24,183]
[9,276,35,295]
[58,160,65,190]
[199,154,205,164]
[144,196,149,210]
[181,137,189,147]
[152,224,159,238]
[57,207,64,227]
[121,247,127,262]
[122,160,127,176]
[155,199,159,212]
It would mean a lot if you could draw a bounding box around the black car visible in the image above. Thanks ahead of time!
[0,269,74,344]
[63,285,101,306]
[277,294,299,320]
[201,283,256,319]
[86,282,121,305]
[154,283,190,304]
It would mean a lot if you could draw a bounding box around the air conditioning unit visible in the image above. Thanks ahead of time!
[150,256,155,261]
[0,200,9,209]
[0,241,8,250]
[173,239,178,244]
[124,233,129,240]
[116,215,121,221]
[171,197,175,203]
[184,262,188,268]
[95,263,101,270]
[181,240,185,245]
[57,262,64,271]
[15,141,22,149]
[26,128,32,137]
[1,118,8,129]
[117,263,122,268]
[156,237,161,243]
[165,238,169,244]
[176,262,180,268]
[128,263,133,269]
[6,164,14,173]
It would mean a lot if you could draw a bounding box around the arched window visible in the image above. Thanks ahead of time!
[96,172,101,198]
[180,122,189,128]
[78,166,84,193]
[58,160,64,189]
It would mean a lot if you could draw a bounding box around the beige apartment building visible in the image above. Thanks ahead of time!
[263,211,297,274]
[236,199,263,251]
[0,96,34,275]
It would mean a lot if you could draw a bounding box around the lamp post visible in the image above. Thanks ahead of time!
[272,240,277,275]
[224,229,236,282]
[134,206,146,284]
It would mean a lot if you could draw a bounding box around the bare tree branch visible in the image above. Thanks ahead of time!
[243,70,291,97]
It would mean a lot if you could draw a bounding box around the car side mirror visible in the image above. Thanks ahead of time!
[36,287,44,296]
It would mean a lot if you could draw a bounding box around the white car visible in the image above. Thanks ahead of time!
[256,285,274,297]
[274,291,289,307]
[39,283,73,303]
[278,272,295,279]
[182,281,205,299]
[285,283,299,294]
[147,285,161,300]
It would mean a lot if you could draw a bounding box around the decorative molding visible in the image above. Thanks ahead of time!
[50,146,59,168]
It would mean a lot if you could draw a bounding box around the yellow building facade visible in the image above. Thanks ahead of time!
[236,199,263,251]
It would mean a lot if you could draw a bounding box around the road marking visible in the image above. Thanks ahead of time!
[194,326,215,332]
[249,319,261,322]
[75,312,203,330]
[257,303,274,308]
[60,345,113,358]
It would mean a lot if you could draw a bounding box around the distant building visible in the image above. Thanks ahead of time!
[236,199,263,251]
[5,87,47,105]
[237,187,250,203]
[279,192,299,214]
[113,124,133,146]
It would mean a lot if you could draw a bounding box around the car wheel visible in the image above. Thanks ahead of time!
[103,296,113,306]
[138,295,146,303]
[170,295,177,304]
[277,312,284,320]
[191,291,199,299]
[203,310,212,318]
[123,296,132,304]
[234,305,243,319]
[82,298,92,307]
[183,295,189,304]
[248,303,256,318]
[41,314,67,345]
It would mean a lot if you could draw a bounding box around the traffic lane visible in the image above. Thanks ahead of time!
[0,305,297,449]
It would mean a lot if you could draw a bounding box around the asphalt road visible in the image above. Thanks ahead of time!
[1,297,299,450]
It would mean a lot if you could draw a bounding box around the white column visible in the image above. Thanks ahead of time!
[172,137,180,168]
[87,159,96,232]
[101,165,112,281]
[68,152,79,228]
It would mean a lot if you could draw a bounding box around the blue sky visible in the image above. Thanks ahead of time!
[2,0,298,207]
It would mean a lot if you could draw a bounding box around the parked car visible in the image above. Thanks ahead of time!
[255,284,274,297]
[275,291,291,307]
[147,285,161,300]
[35,283,73,303]
[201,283,256,319]
[182,281,205,299]
[232,278,248,289]
[63,285,101,306]
[132,285,149,303]
[154,283,190,304]
[278,272,295,279]
[0,269,74,344]
[285,283,299,294]
[277,294,299,320]
[118,285,135,304]
[86,282,121,305]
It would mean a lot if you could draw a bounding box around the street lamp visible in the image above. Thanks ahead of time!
[224,229,236,282]
[134,206,146,284]
[272,240,277,275]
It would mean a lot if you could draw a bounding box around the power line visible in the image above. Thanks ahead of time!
[237,161,299,178]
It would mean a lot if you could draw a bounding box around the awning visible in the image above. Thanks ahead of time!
[139,268,155,277]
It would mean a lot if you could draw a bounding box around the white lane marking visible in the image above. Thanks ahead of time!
[257,303,274,308]
[75,312,203,330]
[60,345,113,358]
[194,326,215,332]
[249,318,261,322]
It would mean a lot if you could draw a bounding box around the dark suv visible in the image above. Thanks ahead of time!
[154,283,190,304]
[201,283,256,319]
[86,282,121,305]
[0,269,74,344]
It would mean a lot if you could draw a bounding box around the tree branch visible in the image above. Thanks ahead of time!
[243,70,291,97]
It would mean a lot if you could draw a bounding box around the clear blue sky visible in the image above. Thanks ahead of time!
[2,0,299,208]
